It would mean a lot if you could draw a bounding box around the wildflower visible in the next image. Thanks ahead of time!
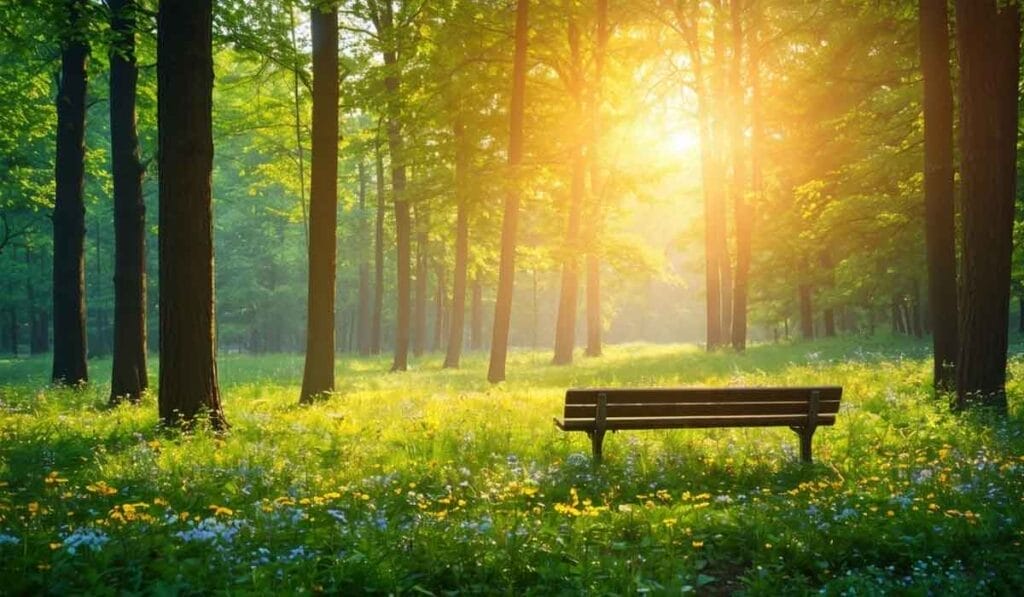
[86,481,118,497]
[0,533,19,546]
[209,505,234,517]
[692,540,704,548]
[62,527,111,555]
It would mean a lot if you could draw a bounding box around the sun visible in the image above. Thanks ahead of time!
[666,129,700,156]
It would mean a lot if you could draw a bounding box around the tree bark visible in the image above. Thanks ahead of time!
[300,4,340,403]
[372,137,386,355]
[553,145,585,365]
[954,0,1020,412]
[585,0,608,359]
[444,117,470,368]
[713,5,732,343]
[488,0,529,383]
[157,0,225,428]
[920,0,959,391]
[373,2,411,372]
[52,0,89,386]
[357,161,372,356]
[109,0,148,404]
[731,0,754,351]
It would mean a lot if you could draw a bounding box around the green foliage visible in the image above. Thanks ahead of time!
[2,339,1023,593]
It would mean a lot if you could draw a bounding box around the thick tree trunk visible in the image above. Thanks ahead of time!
[357,161,372,356]
[488,0,529,383]
[731,0,754,351]
[372,138,386,355]
[444,117,470,368]
[300,5,340,403]
[109,0,148,404]
[920,0,959,390]
[412,205,428,357]
[553,145,585,365]
[52,0,89,385]
[799,285,814,340]
[157,0,225,428]
[954,0,1020,412]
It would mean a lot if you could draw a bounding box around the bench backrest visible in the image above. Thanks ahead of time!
[561,387,842,431]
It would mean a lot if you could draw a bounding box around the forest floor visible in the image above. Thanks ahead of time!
[1,337,1023,595]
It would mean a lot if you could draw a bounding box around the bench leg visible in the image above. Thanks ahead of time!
[798,427,814,464]
[587,430,606,464]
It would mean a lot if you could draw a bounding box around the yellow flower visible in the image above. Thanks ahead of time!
[49,542,62,550]
[692,540,704,548]
[154,497,169,507]
[663,518,678,528]
[209,505,234,517]
[86,481,118,496]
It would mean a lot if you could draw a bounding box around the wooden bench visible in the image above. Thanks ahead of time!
[554,387,842,463]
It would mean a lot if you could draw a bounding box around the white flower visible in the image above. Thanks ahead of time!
[175,518,248,543]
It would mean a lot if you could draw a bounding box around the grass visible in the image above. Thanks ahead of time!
[1,336,1023,595]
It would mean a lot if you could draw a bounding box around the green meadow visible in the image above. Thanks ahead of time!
[2,337,1023,594]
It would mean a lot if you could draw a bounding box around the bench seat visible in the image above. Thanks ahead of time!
[554,386,842,463]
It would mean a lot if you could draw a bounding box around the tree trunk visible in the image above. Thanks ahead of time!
[372,2,411,371]
[52,0,89,386]
[357,161,372,356]
[920,0,959,390]
[731,0,755,351]
[300,4,340,403]
[713,6,732,343]
[157,0,224,429]
[799,285,814,340]
[471,276,483,351]
[372,137,386,355]
[109,0,148,404]
[954,0,1020,412]
[585,0,608,359]
[488,0,529,383]
[432,263,446,352]
[444,117,470,368]
[412,204,428,357]
[823,308,836,337]
[553,144,585,366]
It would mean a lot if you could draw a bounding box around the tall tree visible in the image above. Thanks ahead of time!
[108,0,148,404]
[488,0,529,383]
[584,0,609,358]
[729,0,753,351]
[372,136,386,354]
[157,0,225,428]
[553,11,586,366]
[954,0,1020,412]
[52,0,89,385]
[919,0,958,391]
[357,161,372,356]
[300,2,340,403]
[443,115,470,368]
[368,0,412,371]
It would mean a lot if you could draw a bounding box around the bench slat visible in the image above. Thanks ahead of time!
[565,387,842,405]
[564,400,840,419]
[556,413,837,431]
